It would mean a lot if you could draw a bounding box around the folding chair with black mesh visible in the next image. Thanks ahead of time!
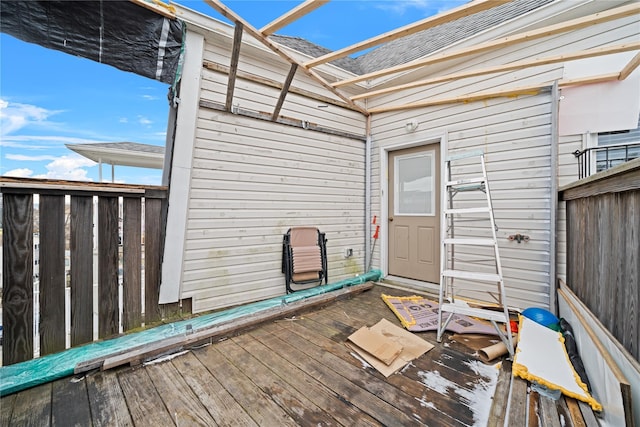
[282,226,328,293]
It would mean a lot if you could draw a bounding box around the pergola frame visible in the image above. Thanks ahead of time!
[193,0,640,117]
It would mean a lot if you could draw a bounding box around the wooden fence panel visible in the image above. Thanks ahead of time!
[122,197,142,331]
[98,196,119,339]
[1,178,168,362]
[70,196,94,346]
[562,160,640,361]
[144,196,163,324]
[2,194,34,365]
[38,195,66,356]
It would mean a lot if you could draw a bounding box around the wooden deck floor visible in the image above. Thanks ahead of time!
[0,284,596,426]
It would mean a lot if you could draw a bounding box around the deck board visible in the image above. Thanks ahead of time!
[192,345,299,427]
[85,370,134,427]
[170,351,259,427]
[0,284,585,426]
[145,360,219,426]
[231,332,381,427]
[8,382,51,426]
[51,376,92,426]
[118,366,174,427]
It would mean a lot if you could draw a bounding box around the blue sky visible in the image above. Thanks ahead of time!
[0,0,462,184]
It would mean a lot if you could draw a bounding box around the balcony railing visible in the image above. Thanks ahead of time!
[573,142,640,179]
[1,178,171,366]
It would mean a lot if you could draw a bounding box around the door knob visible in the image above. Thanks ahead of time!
[389,217,394,222]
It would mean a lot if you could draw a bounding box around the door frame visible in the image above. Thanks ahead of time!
[379,133,447,282]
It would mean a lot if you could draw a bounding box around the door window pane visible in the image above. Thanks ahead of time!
[395,152,435,216]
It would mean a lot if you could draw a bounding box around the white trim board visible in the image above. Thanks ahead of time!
[558,282,637,427]
[379,132,447,282]
[159,30,205,304]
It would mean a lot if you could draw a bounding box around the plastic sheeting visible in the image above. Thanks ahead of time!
[0,1,184,84]
[0,270,382,396]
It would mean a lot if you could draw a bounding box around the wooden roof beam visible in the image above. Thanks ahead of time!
[333,2,640,88]
[558,73,621,88]
[303,0,510,69]
[619,51,640,80]
[260,0,329,36]
[352,42,640,101]
[130,0,176,19]
[205,0,368,115]
[369,66,636,114]
[225,22,243,112]
[203,60,353,110]
[272,64,298,120]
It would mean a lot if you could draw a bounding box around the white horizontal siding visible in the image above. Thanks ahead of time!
[182,110,366,313]
[372,91,553,310]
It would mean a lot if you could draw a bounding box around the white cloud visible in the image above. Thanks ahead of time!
[33,155,96,181]
[142,95,159,101]
[119,117,128,123]
[6,154,58,161]
[138,115,152,126]
[0,98,63,136]
[4,168,34,178]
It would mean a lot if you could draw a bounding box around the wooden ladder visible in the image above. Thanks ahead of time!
[436,150,514,357]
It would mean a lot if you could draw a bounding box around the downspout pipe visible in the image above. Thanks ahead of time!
[365,115,372,272]
[0,270,382,396]
[550,81,559,314]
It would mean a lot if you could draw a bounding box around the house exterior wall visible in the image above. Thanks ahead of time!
[170,26,367,313]
[367,9,640,310]
[163,3,639,313]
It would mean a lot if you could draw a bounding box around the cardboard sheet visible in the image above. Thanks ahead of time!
[348,319,434,377]
[382,294,499,335]
[512,316,602,411]
[348,326,403,365]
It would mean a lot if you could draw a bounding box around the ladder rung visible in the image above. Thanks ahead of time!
[444,238,496,246]
[446,150,484,162]
[442,269,501,282]
[440,303,508,323]
[447,177,485,186]
[444,207,491,215]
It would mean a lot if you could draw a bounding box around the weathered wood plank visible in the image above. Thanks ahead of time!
[171,352,259,427]
[508,376,528,425]
[0,394,16,426]
[539,395,562,427]
[145,361,219,426]
[39,195,66,356]
[85,370,134,427]
[144,197,163,324]
[193,345,299,427]
[253,325,423,426]
[487,360,513,427]
[122,197,142,331]
[118,367,174,427]
[216,337,339,426]
[578,400,601,427]
[565,172,639,361]
[8,382,52,426]
[529,391,541,427]
[231,332,381,427]
[98,196,119,339]
[70,196,94,346]
[51,377,92,426]
[564,398,587,427]
[2,193,34,365]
